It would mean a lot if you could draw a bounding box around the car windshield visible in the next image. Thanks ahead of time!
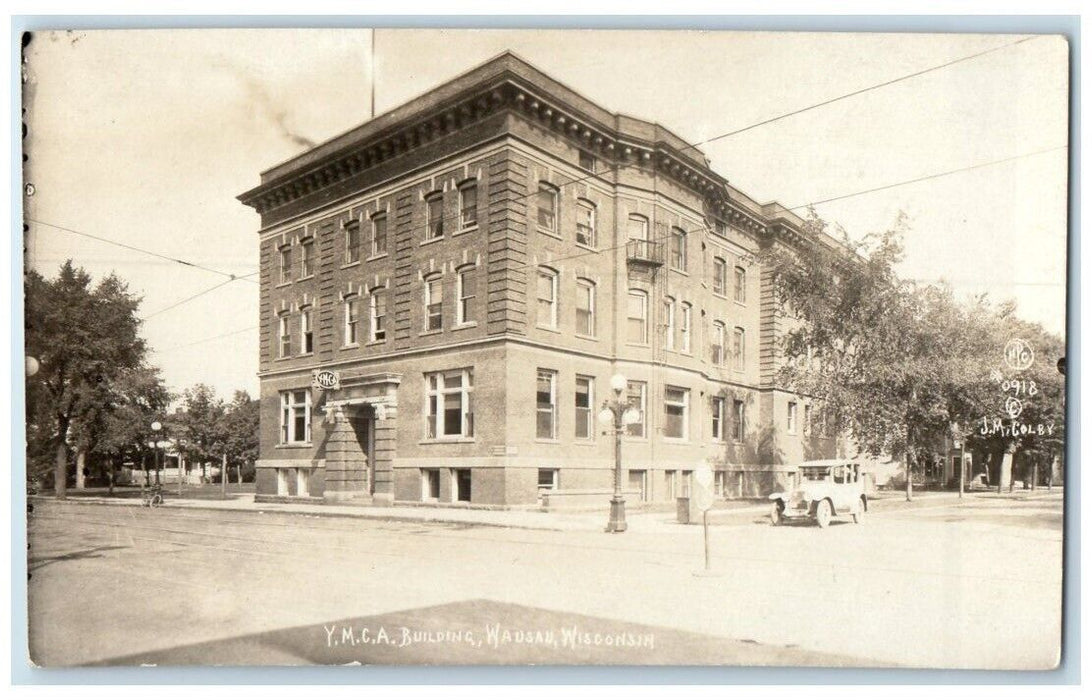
[801,468,829,481]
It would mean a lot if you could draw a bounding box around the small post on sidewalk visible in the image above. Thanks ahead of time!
[221,453,228,500]
[178,454,184,499]
[691,462,720,577]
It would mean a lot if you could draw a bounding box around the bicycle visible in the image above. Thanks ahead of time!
[141,484,164,508]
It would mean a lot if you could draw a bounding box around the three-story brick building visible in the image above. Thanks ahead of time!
[238,52,840,506]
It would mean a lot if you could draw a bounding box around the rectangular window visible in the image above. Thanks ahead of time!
[296,468,311,497]
[421,469,440,500]
[733,327,745,370]
[372,213,388,256]
[732,399,745,442]
[663,298,675,350]
[426,369,473,439]
[787,401,798,435]
[575,375,594,440]
[279,247,291,284]
[578,150,596,172]
[680,303,692,353]
[663,386,689,440]
[671,228,687,271]
[453,469,472,502]
[345,221,361,264]
[279,390,311,444]
[459,182,478,228]
[425,277,443,331]
[536,369,558,440]
[426,193,444,239]
[536,269,557,328]
[627,214,648,241]
[344,297,359,345]
[712,397,725,441]
[626,381,647,438]
[300,308,313,354]
[370,290,386,342]
[626,291,648,344]
[300,238,314,278]
[576,199,596,247]
[278,315,291,358]
[457,267,476,324]
[576,279,595,336]
[713,258,727,295]
[537,184,557,232]
[734,266,747,304]
[538,468,559,492]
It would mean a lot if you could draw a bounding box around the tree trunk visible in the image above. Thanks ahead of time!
[905,449,913,502]
[221,453,228,499]
[75,450,86,490]
[1000,449,1015,494]
[107,457,116,496]
[237,462,244,485]
[54,416,69,499]
[1032,462,1038,491]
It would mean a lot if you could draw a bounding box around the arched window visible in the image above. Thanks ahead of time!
[734,265,747,304]
[371,212,388,256]
[536,267,558,328]
[458,179,478,229]
[627,214,649,241]
[671,227,687,271]
[626,289,648,345]
[344,220,361,264]
[711,321,725,365]
[536,182,558,233]
[680,302,692,353]
[425,191,444,240]
[712,257,727,295]
[576,198,597,247]
[733,326,746,370]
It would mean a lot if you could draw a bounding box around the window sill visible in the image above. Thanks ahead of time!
[537,228,563,240]
[419,437,475,445]
[572,438,597,445]
[341,260,361,269]
[734,300,747,308]
[340,343,361,350]
[536,324,561,334]
[670,267,689,276]
[366,252,389,262]
[419,328,444,337]
[534,438,561,445]
[453,225,479,237]
[575,242,598,252]
[453,322,478,331]
[574,332,598,341]
[712,292,728,300]
[275,443,313,449]
[298,274,315,282]
[420,236,444,247]
[365,339,387,347]
[275,281,292,289]
[298,351,314,358]
[625,342,651,348]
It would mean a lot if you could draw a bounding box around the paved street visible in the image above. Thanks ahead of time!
[26,493,1062,669]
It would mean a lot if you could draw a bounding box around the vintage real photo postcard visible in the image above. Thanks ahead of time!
[21,27,1069,670]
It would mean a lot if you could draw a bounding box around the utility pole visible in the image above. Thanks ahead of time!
[221,453,228,500]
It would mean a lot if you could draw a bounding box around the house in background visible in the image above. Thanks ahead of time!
[237,52,843,507]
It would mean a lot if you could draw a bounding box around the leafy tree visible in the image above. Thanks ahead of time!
[220,391,260,483]
[25,262,147,498]
[175,384,227,481]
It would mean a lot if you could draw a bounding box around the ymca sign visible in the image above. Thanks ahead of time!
[312,369,340,391]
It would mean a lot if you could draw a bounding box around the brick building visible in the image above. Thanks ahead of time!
[237,52,839,507]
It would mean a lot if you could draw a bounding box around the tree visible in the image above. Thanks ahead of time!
[175,384,227,482]
[25,262,147,498]
[220,390,260,484]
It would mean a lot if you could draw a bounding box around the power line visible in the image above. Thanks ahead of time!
[153,324,259,353]
[689,36,1039,149]
[27,218,260,284]
[140,273,259,321]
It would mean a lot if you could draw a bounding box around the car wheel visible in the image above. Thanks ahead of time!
[852,497,866,524]
[815,499,832,528]
[770,502,783,526]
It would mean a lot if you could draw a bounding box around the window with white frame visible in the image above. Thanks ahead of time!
[711,321,725,365]
[575,375,594,440]
[712,257,727,295]
[300,307,313,354]
[457,265,476,325]
[535,369,558,440]
[733,327,745,370]
[576,198,596,247]
[371,213,388,256]
[279,246,291,284]
[344,296,359,345]
[424,275,443,331]
[300,238,314,278]
[625,381,647,438]
[345,221,361,264]
[369,288,386,342]
[537,182,558,233]
[278,314,291,358]
[426,369,473,439]
[459,181,478,229]
[538,468,559,492]
[711,397,726,441]
[627,214,648,241]
[787,401,798,435]
[279,390,311,444]
[680,302,692,353]
[426,192,444,240]
[663,297,676,350]
[734,265,747,303]
[663,386,689,440]
[732,399,745,441]
[626,289,648,344]
[536,268,558,329]
[671,227,687,271]
[575,278,596,336]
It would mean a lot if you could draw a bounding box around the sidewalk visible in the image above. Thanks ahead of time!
[31,486,1061,534]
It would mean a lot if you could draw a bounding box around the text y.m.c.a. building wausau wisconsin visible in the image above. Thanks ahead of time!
[237,51,843,508]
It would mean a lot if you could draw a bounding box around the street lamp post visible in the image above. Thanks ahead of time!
[151,421,162,486]
[598,373,639,534]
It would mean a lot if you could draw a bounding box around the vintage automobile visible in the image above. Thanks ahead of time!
[768,459,868,528]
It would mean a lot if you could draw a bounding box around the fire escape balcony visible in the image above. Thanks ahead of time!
[626,239,664,267]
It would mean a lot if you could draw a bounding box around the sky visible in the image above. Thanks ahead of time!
[22,28,1070,400]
